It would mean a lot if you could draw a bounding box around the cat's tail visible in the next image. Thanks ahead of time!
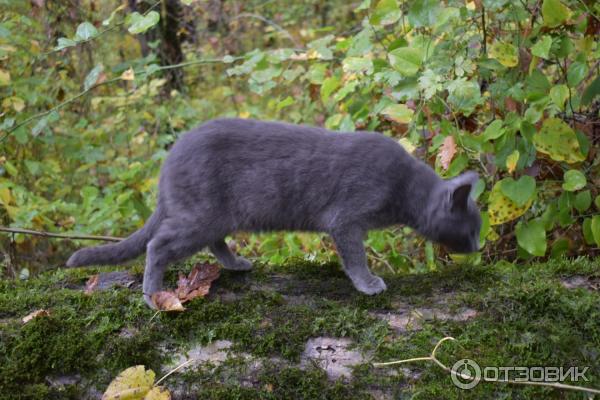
[65,203,165,267]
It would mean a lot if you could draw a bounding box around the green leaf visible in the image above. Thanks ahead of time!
[320,76,340,102]
[342,57,373,75]
[388,47,423,76]
[516,219,547,256]
[562,170,586,191]
[500,175,536,207]
[582,218,595,245]
[574,190,592,212]
[31,117,48,137]
[595,195,600,210]
[549,84,569,110]
[531,35,552,59]
[407,0,441,28]
[592,215,600,247]
[346,29,373,57]
[55,37,77,50]
[307,35,334,60]
[75,22,98,41]
[339,115,355,132]
[542,0,572,28]
[127,11,160,34]
[276,96,294,111]
[84,64,104,91]
[581,76,600,106]
[355,0,371,11]
[566,61,588,87]
[533,118,585,164]
[489,41,518,67]
[381,104,414,124]
[371,0,401,26]
[446,79,482,115]
[481,120,505,141]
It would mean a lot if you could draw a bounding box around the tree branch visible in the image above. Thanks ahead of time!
[0,226,122,242]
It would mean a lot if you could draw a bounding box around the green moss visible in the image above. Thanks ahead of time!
[0,257,598,399]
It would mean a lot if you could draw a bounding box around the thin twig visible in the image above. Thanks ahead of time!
[0,226,122,242]
[155,358,196,386]
[373,336,600,395]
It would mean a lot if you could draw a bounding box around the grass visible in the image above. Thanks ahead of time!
[0,256,598,399]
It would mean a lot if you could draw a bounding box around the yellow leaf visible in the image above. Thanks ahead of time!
[533,118,585,164]
[2,97,25,112]
[151,291,185,312]
[102,366,155,400]
[144,386,171,400]
[398,138,415,154]
[0,187,12,205]
[0,69,10,86]
[489,41,518,67]
[506,150,519,173]
[488,182,533,225]
[121,67,135,81]
[4,205,19,220]
[238,111,250,119]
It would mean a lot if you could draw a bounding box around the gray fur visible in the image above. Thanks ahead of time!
[67,118,481,308]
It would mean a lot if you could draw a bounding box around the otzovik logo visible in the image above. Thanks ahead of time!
[451,359,481,389]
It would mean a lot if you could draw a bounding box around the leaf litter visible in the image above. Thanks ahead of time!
[151,263,220,311]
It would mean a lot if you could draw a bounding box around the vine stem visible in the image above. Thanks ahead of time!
[373,336,600,395]
[0,226,122,242]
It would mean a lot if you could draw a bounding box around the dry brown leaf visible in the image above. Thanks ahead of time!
[175,263,220,303]
[151,263,220,311]
[151,291,185,312]
[85,274,99,294]
[22,309,50,324]
[439,135,457,170]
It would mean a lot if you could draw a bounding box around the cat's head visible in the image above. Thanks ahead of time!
[426,171,481,254]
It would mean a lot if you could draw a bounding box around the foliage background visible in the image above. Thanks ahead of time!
[1,0,599,277]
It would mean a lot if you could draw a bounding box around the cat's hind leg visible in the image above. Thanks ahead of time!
[209,239,253,271]
[143,220,211,308]
[331,227,387,295]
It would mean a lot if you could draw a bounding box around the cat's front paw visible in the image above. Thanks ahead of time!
[224,257,253,271]
[143,293,159,309]
[352,275,387,295]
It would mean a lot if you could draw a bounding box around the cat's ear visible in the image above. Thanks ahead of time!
[446,171,478,211]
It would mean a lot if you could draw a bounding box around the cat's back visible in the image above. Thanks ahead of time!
[171,118,405,164]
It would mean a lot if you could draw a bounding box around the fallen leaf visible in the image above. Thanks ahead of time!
[145,386,171,400]
[175,263,220,303]
[85,274,99,294]
[439,135,457,170]
[151,291,185,312]
[22,309,50,324]
[121,67,135,81]
[102,365,157,400]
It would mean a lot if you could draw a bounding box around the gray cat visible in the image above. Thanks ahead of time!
[67,118,481,308]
